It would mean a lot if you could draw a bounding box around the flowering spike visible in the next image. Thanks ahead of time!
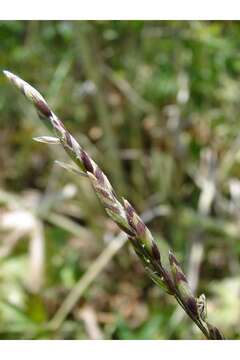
[169,250,198,316]
[3,70,224,340]
[206,323,225,340]
[87,172,131,233]
[3,70,52,117]
[123,198,161,264]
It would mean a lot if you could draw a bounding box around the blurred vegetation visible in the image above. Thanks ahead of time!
[0,20,240,339]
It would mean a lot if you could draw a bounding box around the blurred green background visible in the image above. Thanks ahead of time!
[0,21,240,339]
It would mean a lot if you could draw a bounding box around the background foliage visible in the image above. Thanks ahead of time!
[0,21,240,339]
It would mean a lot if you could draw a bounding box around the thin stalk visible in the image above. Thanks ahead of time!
[74,22,126,195]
